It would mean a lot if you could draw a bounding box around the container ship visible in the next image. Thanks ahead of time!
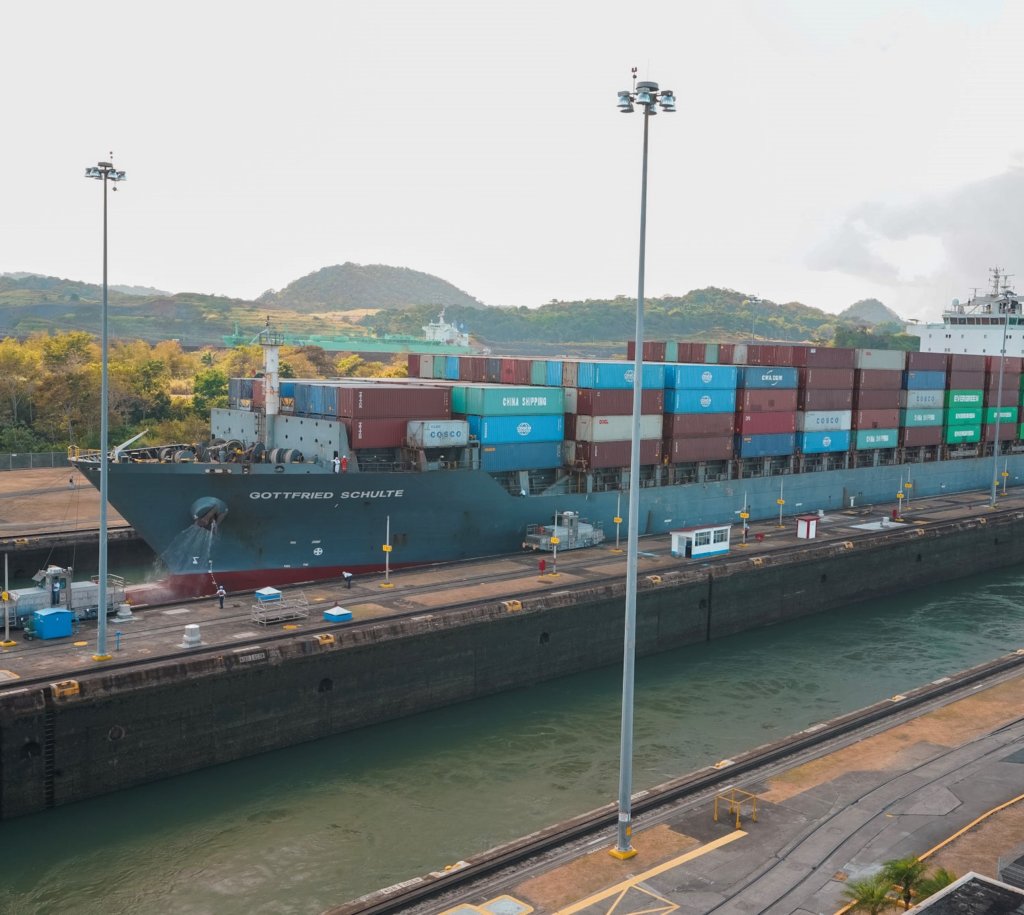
[70,323,1024,597]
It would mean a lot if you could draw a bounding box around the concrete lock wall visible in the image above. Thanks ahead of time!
[2,513,1024,819]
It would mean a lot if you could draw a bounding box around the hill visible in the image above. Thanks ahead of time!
[837,298,903,326]
[256,263,484,311]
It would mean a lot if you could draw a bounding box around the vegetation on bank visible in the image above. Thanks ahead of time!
[0,333,405,453]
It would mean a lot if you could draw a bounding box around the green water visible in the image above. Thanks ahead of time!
[2,568,1022,915]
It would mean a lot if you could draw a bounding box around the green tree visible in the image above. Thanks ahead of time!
[916,867,956,901]
[841,873,897,913]
[881,856,927,909]
[192,368,229,415]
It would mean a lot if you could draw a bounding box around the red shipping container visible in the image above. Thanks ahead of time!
[627,340,668,362]
[853,409,900,429]
[563,414,576,440]
[789,346,856,368]
[798,388,854,410]
[854,388,902,410]
[407,354,422,377]
[336,385,450,419]
[736,388,799,413]
[344,418,409,448]
[484,358,502,383]
[949,353,986,372]
[513,359,532,385]
[982,423,1018,443]
[900,426,943,447]
[663,435,734,462]
[572,388,664,415]
[799,367,855,389]
[717,343,735,364]
[906,351,948,371]
[499,358,516,384]
[985,355,1024,374]
[773,345,796,366]
[854,369,903,390]
[662,412,735,437]
[745,344,778,366]
[571,439,662,468]
[735,411,797,434]
[984,387,1019,407]
[985,372,1021,393]
[251,378,265,408]
[947,370,985,390]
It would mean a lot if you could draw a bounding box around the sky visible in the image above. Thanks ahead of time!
[4,0,1024,324]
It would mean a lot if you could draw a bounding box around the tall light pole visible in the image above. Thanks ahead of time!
[84,159,126,661]
[990,305,1009,508]
[611,71,675,860]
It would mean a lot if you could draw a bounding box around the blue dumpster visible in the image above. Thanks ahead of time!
[33,609,73,640]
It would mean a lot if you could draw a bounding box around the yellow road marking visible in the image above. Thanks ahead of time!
[554,831,746,915]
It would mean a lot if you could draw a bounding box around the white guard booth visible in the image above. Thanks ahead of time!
[796,515,819,539]
[670,524,732,559]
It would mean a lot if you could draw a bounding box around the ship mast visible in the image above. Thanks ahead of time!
[259,316,283,446]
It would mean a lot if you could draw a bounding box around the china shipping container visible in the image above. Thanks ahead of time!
[662,435,734,462]
[855,429,899,449]
[479,440,563,472]
[664,388,738,414]
[465,413,564,445]
[900,409,943,427]
[735,411,798,435]
[662,412,736,438]
[734,432,796,458]
[453,385,564,416]
[567,439,662,468]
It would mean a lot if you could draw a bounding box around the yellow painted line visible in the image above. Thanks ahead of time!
[918,790,1024,860]
[554,830,746,915]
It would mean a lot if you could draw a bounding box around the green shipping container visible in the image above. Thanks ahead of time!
[452,384,565,416]
[900,408,943,427]
[665,341,679,362]
[945,407,982,426]
[855,428,898,449]
[985,406,1019,424]
[944,424,981,444]
[530,361,547,386]
[944,389,983,407]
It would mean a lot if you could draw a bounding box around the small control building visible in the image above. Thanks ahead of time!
[670,524,732,559]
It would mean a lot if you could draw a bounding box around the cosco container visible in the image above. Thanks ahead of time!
[797,430,851,453]
[575,360,665,390]
[566,439,662,468]
[855,429,898,449]
[945,407,982,426]
[854,349,906,371]
[452,385,564,416]
[903,370,946,390]
[736,366,799,389]
[984,406,1019,424]
[796,410,852,431]
[662,412,735,437]
[662,435,734,462]
[564,388,664,415]
[736,388,799,413]
[405,420,469,449]
[478,440,562,472]
[944,425,981,444]
[735,411,797,435]
[663,363,738,389]
[465,413,564,445]
[734,433,796,458]
[574,414,663,442]
[944,390,983,408]
[900,408,943,427]
[664,388,737,414]
[900,389,945,409]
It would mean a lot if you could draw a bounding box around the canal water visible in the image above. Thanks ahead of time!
[2,565,1022,915]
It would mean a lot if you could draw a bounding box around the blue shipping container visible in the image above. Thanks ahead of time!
[734,433,796,458]
[903,370,946,390]
[665,388,738,414]
[574,361,666,390]
[445,356,461,380]
[664,363,738,390]
[545,360,564,387]
[466,413,564,444]
[279,381,296,398]
[798,430,851,454]
[479,440,563,472]
[737,366,799,389]
[293,383,310,414]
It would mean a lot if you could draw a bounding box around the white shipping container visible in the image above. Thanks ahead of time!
[575,414,662,442]
[563,387,579,413]
[796,410,852,431]
[854,348,907,370]
[900,389,945,409]
[406,420,469,448]
[418,355,434,379]
[731,343,748,365]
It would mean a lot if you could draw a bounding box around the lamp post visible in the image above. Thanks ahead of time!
[990,310,1009,508]
[611,70,675,860]
[84,159,126,661]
